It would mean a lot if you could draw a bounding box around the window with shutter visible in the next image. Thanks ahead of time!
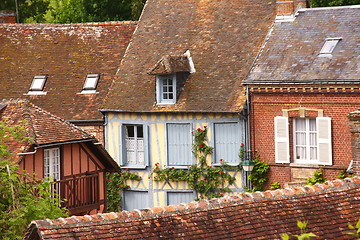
[214,122,241,164]
[167,123,192,166]
[121,125,148,167]
[274,116,290,163]
[167,191,195,205]
[123,190,149,210]
[44,148,61,181]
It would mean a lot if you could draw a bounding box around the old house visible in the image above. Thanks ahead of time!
[101,0,276,209]
[244,3,360,186]
[1,99,120,215]
[0,20,136,142]
[24,176,360,239]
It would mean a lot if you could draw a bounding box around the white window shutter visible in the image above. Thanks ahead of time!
[143,125,149,167]
[274,116,290,163]
[120,125,126,166]
[316,117,332,165]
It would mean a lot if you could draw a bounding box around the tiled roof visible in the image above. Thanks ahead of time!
[0,99,92,157]
[25,177,360,239]
[103,0,275,113]
[0,22,136,121]
[245,6,360,84]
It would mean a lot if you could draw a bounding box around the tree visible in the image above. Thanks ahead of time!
[49,0,146,23]
[0,0,50,23]
[310,0,360,7]
[0,120,68,239]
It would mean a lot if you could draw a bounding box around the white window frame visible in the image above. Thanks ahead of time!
[27,75,47,95]
[156,74,176,104]
[293,118,318,164]
[81,74,100,94]
[120,124,148,168]
[320,38,341,54]
[44,148,61,181]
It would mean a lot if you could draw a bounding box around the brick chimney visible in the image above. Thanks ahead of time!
[349,109,360,176]
[276,0,309,16]
[0,10,16,23]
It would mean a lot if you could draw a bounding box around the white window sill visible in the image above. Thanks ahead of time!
[121,165,147,170]
[212,163,240,167]
[290,163,321,168]
[25,91,47,95]
[165,165,192,169]
[156,102,176,106]
[78,90,98,94]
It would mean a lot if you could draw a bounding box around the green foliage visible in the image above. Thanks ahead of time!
[337,169,353,179]
[310,0,360,7]
[0,0,50,23]
[0,120,67,239]
[271,181,281,190]
[281,221,318,240]
[152,127,236,200]
[246,156,270,192]
[345,219,360,239]
[306,170,326,185]
[106,170,142,212]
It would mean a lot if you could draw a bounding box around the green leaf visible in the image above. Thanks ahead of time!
[281,233,290,240]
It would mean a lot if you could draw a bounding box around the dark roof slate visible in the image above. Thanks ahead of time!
[25,177,360,239]
[103,0,275,112]
[0,22,136,121]
[245,6,360,83]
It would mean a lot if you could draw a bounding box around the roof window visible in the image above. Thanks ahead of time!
[27,75,47,95]
[81,74,100,94]
[320,38,342,54]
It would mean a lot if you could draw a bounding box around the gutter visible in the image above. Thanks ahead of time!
[17,139,95,156]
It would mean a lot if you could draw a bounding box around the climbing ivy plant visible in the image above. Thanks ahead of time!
[151,127,238,200]
[106,170,142,212]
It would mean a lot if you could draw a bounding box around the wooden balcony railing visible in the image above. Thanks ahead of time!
[52,172,101,214]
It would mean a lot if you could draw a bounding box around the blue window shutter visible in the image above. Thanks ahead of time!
[214,123,240,164]
[167,192,195,205]
[123,190,149,210]
[167,123,191,166]
[120,124,126,166]
[144,125,149,166]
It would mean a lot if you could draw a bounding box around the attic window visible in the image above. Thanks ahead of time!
[26,75,47,95]
[156,74,176,104]
[320,38,342,54]
[30,75,47,91]
[81,74,100,93]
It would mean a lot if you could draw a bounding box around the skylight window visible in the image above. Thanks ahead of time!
[320,38,342,54]
[81,74,100,93]
[30,75,47,91]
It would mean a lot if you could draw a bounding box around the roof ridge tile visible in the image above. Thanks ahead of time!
[32,177,360,229]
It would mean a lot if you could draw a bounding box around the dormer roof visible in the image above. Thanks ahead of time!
[149,55,190,75]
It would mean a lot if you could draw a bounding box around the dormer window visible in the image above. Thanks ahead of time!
[81,74,99,94]
[156,74,176,104]
[27,75,47,95]
[320,38,342,54]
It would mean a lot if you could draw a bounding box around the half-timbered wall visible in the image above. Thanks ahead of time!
[105,112,246,209]
[18,142,107,214]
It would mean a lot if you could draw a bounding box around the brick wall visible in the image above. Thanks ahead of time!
[276,0,308,16]
[349,109,360,175]
[0,10,16,23]
[249,88,360,187]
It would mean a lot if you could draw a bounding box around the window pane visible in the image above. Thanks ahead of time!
[84,77,97,89]
[295,119,306,131]
[294,118,317,162]
[296,132,306,145]
[124,125,144,166]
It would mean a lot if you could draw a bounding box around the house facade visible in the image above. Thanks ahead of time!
[0,21,136,142]
[1,99,120,215]
[102,0,276,209]
[244,4,360,187]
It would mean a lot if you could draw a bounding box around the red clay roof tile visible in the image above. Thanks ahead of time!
[25,177,360,239]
